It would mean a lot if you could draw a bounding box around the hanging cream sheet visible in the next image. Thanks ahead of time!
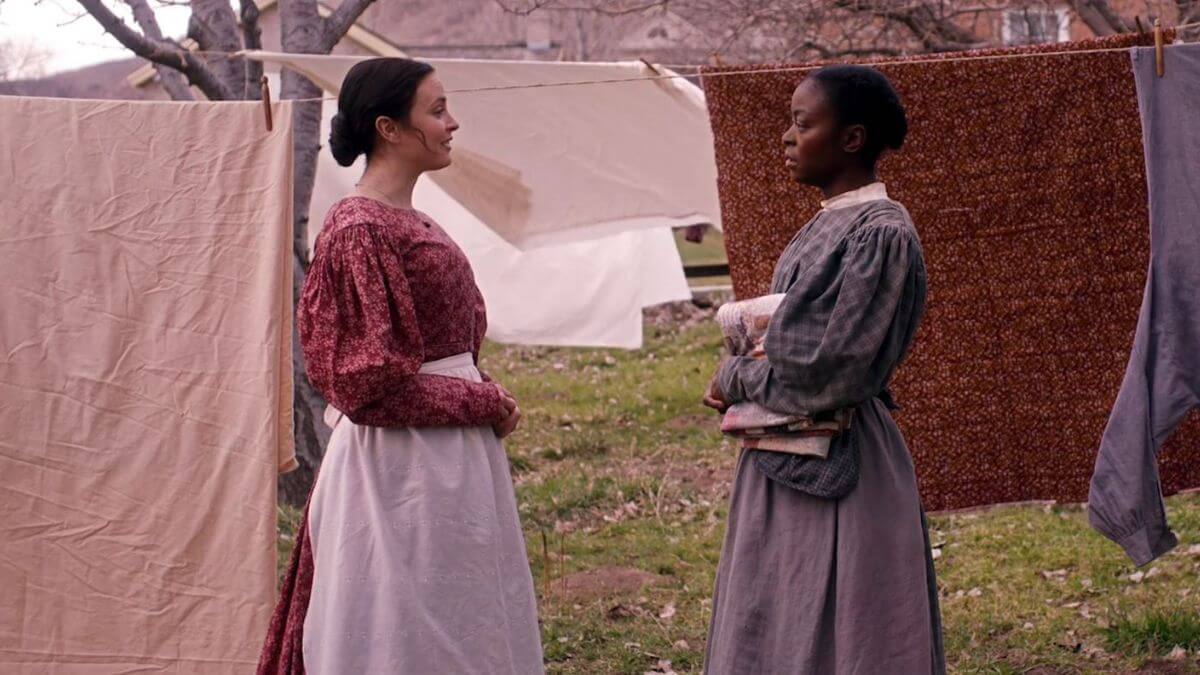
[249,52,721,249]
[259,58,698,349]
[299,98,691,350]
[0,96,294,672]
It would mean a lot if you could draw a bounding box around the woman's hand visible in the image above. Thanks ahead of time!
[493,384,521,439]
[703,356,731,413]
[702,376,729,413]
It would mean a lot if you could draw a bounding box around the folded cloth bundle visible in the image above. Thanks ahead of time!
[714,294,852,457]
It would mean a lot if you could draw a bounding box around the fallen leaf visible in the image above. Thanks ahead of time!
[659,603,677,620]
[931,548,943,560]
[1084,645,1109,659]
[1041,568,1069,581]
[1056,641,1083,653]
[673,640,690,650]
[967,587,983,598]
[642,658,679,675]
[1167,645,1188,661]
[606,604,637,621]
[1127,571,1146,583]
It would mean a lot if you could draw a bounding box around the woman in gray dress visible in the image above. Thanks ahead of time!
[703,65,945,674]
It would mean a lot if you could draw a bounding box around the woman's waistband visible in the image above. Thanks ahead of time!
[418,352,476,375]
[324,353,478,430]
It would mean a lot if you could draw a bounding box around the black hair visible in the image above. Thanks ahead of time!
[807,65,907,164]
[329,57,436,167]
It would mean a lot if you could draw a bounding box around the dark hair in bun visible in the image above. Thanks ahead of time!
[807,65,907,165]
[328,57,436,167]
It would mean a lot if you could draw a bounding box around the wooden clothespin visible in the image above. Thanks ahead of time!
[639,57,661,75]
[1154,19,1165,77]
[711,52,724,67]
[1135,15,1146,35]
[260,75,274,131]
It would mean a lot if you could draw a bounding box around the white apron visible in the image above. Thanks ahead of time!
[303,353,544,674]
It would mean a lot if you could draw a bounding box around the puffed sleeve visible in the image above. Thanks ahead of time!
[298,224,505,428]
[717,219,926,414]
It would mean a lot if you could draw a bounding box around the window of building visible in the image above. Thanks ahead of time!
[1002,7,1070,45]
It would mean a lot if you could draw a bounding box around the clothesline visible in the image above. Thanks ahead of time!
[158,32,1200,100]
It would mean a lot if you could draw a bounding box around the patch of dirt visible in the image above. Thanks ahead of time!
[619,453,731,497]
[1135,661,1200,674]
[524,449,734,533]
[669,460,729,495]
[664,413,720,432]
[642,300,717,329]
[554,566,666,603]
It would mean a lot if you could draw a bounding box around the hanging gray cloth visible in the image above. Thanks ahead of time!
[1088,44,1200,566]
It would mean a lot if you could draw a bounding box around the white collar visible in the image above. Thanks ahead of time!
[820,182,889,211]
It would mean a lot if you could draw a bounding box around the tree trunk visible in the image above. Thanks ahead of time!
[274,0,334,506]
[240,0,265,100]
[125,0,195,100]
[279,355,319,507]
[188,0,244,96]
[279,259,327,506]
[1071,0,1130,37]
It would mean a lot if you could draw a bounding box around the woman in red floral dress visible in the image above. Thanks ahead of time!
[258,58,544,675]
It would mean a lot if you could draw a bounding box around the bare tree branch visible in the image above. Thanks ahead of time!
[494,0,669,16]
[240,0,263,99]
[1070,0,1131,36]
[188,0,243,95]
[73,0,234,99]
[1177,0,1200,27]
[124,0,194,99]
[786,39,901,60]
[844,1,985,52]
[491,0,1034,63]
[493,0,549,13]
[0,37,51,80]
[322,0,379,51]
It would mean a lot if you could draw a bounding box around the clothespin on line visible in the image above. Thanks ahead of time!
[1154,19,1164,77]
[261,75,274,131]
[1135,15,1146,35]
[639,57,660,75]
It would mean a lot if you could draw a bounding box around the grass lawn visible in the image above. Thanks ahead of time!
[279,320,1200,674]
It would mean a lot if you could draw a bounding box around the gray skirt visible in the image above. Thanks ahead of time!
[705,398,945,674]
